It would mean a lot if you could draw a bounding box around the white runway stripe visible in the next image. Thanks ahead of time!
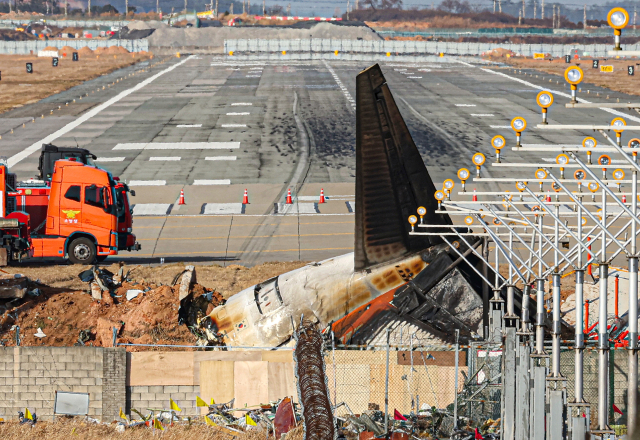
[95,157,125,162]
[221,124,247,128]
[471,114,495,117]
[129,180,166,186]
[226,112,250,116]
[202,203,245,215]
[407,76,422,79]
[149,157,181,161]
[205,156,237,161]
[231,102,253,105]
[176,124,202,128]
[455,104,477,107]
[490,125,512,128]
[7,56,193,168]
[133,203,173,216]
[193,179,231,185]
[114,142,240,150]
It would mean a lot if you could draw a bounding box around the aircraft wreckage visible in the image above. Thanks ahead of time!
[200,64,537,348]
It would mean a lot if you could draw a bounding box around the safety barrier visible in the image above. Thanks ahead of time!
[0,39,149,54]
[225,39,640,57]
[0,18,132,28]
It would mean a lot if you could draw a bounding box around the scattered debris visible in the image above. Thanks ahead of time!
[34,328,46,338]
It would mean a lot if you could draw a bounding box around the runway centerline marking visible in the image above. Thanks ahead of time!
[226,112,250,116]
[205,156,237,161]
[95,157,125,162]
[149,157,181,161]
[221,124,247,128]
[129,180,166,186]
[455,104,477,107]
[231,102,253,105]
[193,179,231,185]
[113,142,240,150]
[471,114,495,117]
[176,124,202,128]
[7,55,194,168]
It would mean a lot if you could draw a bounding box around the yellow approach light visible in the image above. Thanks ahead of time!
[492,135,506,162]
[588,182,600,193]
[564,66,584,103]
[574,169,586,180]
[472,152,486,166]
[417,206,427,224]
[535,168,548,180]
[613,169,625,180]
[515,181,527,192]
[583,137,597,148]
[536,91,554,108]
[464,216,474,225]
[457,167,470,181]
[556,154,569,165]
[608,7,629,50]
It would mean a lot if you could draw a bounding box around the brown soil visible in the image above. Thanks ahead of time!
[493,55,640,98]
[0,418,275,440]
[0,51,153,114]
[0,261,306,349]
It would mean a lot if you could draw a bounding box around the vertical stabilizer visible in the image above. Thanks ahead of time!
[355,64,451,271]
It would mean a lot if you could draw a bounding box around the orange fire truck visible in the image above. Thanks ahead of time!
[0,156,136,265]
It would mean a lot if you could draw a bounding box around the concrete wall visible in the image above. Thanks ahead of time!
[0,347,126,422]
[129,385,200,416]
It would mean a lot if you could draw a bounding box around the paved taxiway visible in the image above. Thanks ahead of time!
[3,54,639,265]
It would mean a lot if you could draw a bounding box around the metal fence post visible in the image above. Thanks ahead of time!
[385,328,390,433]
[332,330,337,408]
[454,329,460,430]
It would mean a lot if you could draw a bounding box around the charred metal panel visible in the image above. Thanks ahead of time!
[355,64,451,272]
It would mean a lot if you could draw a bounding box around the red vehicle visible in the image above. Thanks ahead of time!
[1,159,120,265]
[38,144,140,254]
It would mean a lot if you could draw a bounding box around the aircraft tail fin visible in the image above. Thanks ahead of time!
[355,64,451,272]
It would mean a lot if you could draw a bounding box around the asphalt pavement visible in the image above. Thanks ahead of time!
[3,54,639,266]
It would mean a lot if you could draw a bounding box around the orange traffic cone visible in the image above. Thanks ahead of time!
[546,190,551,203]
[472,188,477,202]
[622,194,627,203]
[319,188,325,204]
[178,189,186,205]
[242,189,249,204]
[286,188,293,204]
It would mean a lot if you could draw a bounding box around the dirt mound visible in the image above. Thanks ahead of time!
[77,46,93,55]
[42,45,58,51]
[0,261,305,350]
[484,47,516,58]
[106,45,129,54]
[94,46,108,54]
[60,45,76,53]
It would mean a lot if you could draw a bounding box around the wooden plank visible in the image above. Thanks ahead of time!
[397,351,467,367]
[128,352,194,386]
[267,362,296,402]
[200,361,235,415]
[262,351,293,363]
[193,352,261,385]
[234,361,269,410]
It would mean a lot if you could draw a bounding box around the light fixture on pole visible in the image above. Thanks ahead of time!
[536,91,554,125]
[511,117,527,147]
[608,7,629,51]
[564,65,584,103]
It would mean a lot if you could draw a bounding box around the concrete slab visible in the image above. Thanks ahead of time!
[274,203,319,214]
[133,203,173,216]
[202,203,245,215]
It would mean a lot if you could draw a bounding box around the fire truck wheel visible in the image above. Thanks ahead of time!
[68,237,97,265]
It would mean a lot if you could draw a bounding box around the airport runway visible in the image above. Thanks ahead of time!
[3,54,640,265]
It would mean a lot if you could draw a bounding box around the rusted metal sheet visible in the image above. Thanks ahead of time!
[0,276,27,299]
[274,397,296,439]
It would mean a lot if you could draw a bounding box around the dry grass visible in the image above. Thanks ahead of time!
[0,418,277,439]
[497,56,640,98]
[0,51,154,114]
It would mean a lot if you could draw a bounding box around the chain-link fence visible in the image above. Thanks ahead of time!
[321,343,632,436]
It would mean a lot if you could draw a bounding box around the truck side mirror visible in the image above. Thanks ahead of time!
[129,190,135,197]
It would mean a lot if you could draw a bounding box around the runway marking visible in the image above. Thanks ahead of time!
[7,56,193,168]
[346,201,355,213]
[140,232,353,241]
[133,203,173,216]
[246,75,261,78]
[274,203,319,214]
[149,157,181,161]
[407,76,423,79]
[226,112,250,116]
[323,60,356,111]
[113,142,240,150]
[134,220,354,229]
[130,246,353,257]
[490,125,511,128]
[297,196,328,201]
[481,67,640,123]
[471,114,495,117]
[202,203,245,215]
[455,104,477,107]
[95,157,125,162]
[231,102,252,106]
[129,180,166,186]
[193,179,231,185]
[176,124,202,128]
[205,156,237,161]
[221,124,247,128]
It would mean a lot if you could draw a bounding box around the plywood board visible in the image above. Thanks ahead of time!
[234,361,269,410]
[267,362,296,402]
[129,352,195,386]
[332,363,370,415]
[262,351,293,363]
[193,352,261,385]
[397,351,467,366]
[200,361,235,415]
